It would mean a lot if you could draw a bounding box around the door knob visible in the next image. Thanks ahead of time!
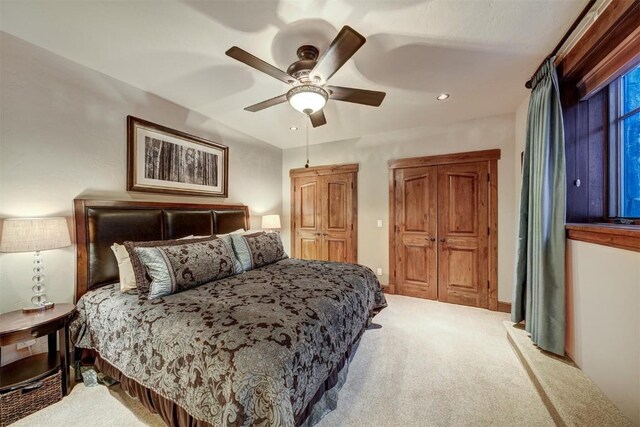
[430,237,436,242]
[439,238,446,243]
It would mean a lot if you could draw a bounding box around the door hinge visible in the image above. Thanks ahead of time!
[487,280,490,289]
[351,223,354,230]
[351,182,354,189]
[487,173,490,182]
[487,227,490,236]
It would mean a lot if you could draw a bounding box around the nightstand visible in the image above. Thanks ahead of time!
[0,303,75,397]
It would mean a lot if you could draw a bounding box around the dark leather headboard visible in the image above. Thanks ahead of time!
[73,199,249,301]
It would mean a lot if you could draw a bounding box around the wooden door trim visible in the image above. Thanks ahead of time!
[388,151,500,311]
[488,159,499,311]
[387,168,397,294]
[388,149,501,170]
[290,163,359,177]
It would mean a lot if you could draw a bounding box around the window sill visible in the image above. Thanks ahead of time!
[566,223,640,252]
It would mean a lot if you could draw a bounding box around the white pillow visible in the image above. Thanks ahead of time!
[110,243,137,291]
[178,235,211,240]
[216,228,247,237]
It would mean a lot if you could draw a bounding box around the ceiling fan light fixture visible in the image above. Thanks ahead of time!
[286,85,328,114]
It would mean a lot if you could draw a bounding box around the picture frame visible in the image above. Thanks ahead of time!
[127,116,228,197]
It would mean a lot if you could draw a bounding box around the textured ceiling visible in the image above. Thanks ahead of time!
[1,0,587,149]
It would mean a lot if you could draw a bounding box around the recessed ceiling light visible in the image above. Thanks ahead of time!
[289,126,298,131]
[437,93,450,101]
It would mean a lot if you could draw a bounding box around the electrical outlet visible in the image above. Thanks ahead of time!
[376,219,383,228]
[376,267,383,276]
[16,339,37,350]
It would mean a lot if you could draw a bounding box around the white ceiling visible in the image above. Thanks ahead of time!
[1,0,587,149]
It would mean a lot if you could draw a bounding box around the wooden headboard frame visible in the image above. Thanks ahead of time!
[73,199,249,302]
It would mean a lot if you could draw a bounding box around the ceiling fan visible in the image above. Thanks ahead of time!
[225,26,386,128]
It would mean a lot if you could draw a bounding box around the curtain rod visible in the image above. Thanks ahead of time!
[525,0,597,89]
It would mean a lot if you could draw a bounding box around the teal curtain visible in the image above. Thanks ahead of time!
[512,58,566,356]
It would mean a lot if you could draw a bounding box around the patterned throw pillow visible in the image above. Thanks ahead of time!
[125,235,242,299]
[230,231,287,271]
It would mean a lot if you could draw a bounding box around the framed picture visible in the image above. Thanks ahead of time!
[127,116,228,197]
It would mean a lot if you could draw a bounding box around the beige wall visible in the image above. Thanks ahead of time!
[282,114,517,303]
[0,33,283,317]
[566,241,640,425]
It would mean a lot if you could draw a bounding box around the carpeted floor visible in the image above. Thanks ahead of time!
[14,295,553,426]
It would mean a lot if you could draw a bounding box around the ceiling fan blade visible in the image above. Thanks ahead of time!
[244,94,288,112]
[327,85,386,107]
[309,26,366,83]
[226,46,295,85]
[309,110,327,127]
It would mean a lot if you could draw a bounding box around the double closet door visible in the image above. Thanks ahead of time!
[390,151,499,309]
[291,164,358,263]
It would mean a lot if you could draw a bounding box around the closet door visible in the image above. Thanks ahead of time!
[291,164,359,263]
[321,173,356,263]
[394,166,438,299]
[292,176,322,260]
[437,162,489,308]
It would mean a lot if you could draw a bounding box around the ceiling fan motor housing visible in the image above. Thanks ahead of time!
[287,45,322,82]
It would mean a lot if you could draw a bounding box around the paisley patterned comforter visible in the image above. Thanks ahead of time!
[71,258,387,426]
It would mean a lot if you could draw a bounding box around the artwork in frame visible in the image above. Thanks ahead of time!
[127,116,228,197]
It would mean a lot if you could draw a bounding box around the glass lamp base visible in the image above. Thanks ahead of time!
[25,250,54,312]
[23,301,55,313]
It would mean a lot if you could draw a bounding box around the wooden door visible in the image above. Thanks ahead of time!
[394,166,438,299]
[292,176,322,260]
[291,164,358,263]
[437,162,489,308]
[321,173,356,263]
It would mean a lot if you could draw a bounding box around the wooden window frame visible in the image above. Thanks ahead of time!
[607,73,640,223]
[559,1,640,251]
[566,223,640,253]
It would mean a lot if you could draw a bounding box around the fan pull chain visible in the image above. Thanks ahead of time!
[305,118,310,168]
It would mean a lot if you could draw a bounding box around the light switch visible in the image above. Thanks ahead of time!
[376,219,383,228]
[376,268,383,276]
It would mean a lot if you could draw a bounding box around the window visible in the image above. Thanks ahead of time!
[610,64,640,219]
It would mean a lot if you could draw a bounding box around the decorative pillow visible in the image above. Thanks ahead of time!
[110,243,137,291]
[230,231,287,271]
[125,235,242,298]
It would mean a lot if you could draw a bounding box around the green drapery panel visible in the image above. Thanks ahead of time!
[512,58,566,356]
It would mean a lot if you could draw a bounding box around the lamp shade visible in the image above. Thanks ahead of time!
[261,215,281,230]
[0,217,71,253]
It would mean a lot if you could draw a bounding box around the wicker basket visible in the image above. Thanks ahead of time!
[0,370,62,426]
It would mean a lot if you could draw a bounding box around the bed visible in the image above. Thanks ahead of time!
[70,199,387,427]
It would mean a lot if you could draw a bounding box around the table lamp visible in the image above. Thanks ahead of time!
[261,214,281,232]
[0,217,71,312]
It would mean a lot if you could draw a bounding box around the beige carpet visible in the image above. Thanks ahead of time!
[15,295,553,426]
[504,321,631,426]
